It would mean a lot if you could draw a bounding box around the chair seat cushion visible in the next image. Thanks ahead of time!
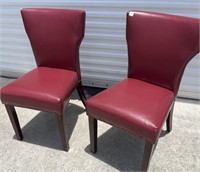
[1,67,78,114]
[86,78,175,143]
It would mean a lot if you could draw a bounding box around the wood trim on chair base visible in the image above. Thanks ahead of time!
[56,115,69,151]
[166,103,174,132]
[4,104,69,151]
[88,115,161,171]
[141,141,156,171]
[76,81,86,107]
[5,104,23,140]
[88,116,97,154]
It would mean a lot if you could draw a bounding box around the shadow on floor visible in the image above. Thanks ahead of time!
[84,126,170,171]
[71,86,105,100]
[16,103,85,150]
[85,127,144,171]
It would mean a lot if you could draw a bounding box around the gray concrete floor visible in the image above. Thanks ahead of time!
[0,77,200,172]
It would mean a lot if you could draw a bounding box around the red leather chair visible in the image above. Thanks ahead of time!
[1,8,86,151]
[86,11,199,171]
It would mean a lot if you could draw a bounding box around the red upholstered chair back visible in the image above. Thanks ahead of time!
[126,11,199,95]
[21,8,85,80]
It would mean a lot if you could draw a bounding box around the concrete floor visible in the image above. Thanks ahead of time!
[0,77,200,172]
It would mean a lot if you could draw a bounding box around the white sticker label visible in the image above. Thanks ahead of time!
[129,11,134,17]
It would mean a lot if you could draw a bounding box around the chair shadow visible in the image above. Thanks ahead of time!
[19,103,85,150]
[70,86,105,101]
[85,127,170,171]
[85,127,144,171]
[159,129,169,138]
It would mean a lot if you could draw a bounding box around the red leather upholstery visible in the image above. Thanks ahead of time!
[86,11,199,170]
[86,10,199,143]
[1,8,85,113]
[0,8,86,151]
[87,78,175,143]
[21,8,85,80]
[127,11,199,95]
[1,67,78,114]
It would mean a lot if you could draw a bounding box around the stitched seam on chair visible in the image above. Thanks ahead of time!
[1,82,80,115]
[2,102,61,115]
[87,113,156,144]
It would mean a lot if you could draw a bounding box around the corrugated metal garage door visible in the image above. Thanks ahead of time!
[0,0,199,99]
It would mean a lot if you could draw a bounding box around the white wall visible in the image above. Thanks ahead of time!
[0,0,199,99]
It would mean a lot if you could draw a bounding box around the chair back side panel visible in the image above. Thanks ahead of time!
[127,11,199,95]
[21,8,85,79]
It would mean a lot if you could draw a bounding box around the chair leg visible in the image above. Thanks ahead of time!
[56,115,69,151]
[88,116,97,153]
[76,81,86,107]
[166,104,174,132]
[141,141,155,171]
[5,104,23,140]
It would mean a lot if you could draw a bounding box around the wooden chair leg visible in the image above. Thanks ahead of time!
[76,81,86,107]
[56,115,69,151]
[166,104,174,132]
[5,104,23,140]
[88,116,97,153]
[141,141,155,171]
